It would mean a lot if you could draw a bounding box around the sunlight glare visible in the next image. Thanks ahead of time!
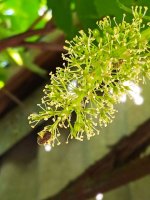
[133,94,144,105]
[96,193,103,200]
[121,81,144,105]
[44,144,52,152]
[4,9,14,16]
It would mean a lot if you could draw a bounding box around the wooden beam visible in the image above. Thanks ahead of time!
[0,34,65,117]
[46,119,150,200]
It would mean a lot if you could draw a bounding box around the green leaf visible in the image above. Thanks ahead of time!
[47,0,73,36]
[0,0,41,36]
[75,0,98,29]
[94,0,124,22]
[119,0,150,15]
[94,0,150,23]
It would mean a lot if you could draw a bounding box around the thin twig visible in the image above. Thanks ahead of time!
[28,10,49,30]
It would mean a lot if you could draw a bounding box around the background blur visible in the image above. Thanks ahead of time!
[0,0,150,200]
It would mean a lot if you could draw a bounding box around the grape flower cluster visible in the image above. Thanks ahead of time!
[28,7,150,147]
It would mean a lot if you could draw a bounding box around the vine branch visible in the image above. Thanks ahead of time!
[28,10,49,30]
[20,41,65,52]
[0,20,56,52]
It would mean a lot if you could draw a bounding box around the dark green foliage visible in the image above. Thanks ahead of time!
[47,0,74,36]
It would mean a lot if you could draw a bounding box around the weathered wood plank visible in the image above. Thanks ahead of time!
[46,119,150,200]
